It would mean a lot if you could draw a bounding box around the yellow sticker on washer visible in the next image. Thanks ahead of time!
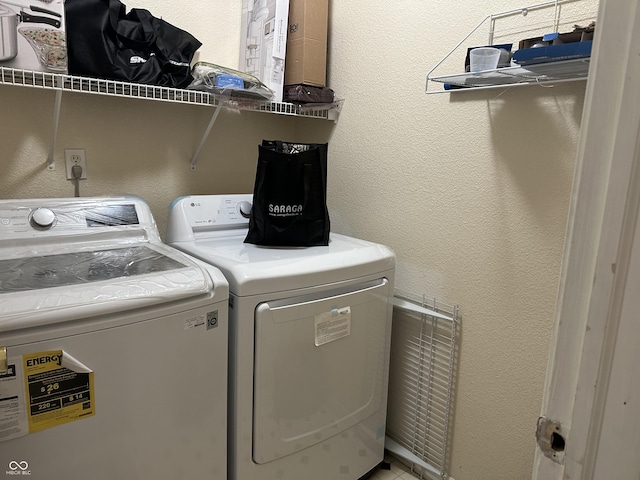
[22,350,95,433]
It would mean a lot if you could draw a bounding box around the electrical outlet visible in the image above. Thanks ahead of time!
[65,149,88,180]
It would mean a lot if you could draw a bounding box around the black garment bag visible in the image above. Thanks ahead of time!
[245,141,330,247]
[65,0,201,88]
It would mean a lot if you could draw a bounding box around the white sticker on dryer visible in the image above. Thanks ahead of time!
[314,306,351,346]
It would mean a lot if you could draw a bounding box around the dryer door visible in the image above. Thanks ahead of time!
[252,278,391,464]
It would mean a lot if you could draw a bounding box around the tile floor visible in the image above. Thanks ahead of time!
[368,453,423,480]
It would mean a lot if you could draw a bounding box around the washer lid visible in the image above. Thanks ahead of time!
[0,243,214,332]
[170,232,395,297]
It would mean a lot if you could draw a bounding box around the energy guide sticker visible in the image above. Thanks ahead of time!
[314,306,351,346]
[22,350,95,434]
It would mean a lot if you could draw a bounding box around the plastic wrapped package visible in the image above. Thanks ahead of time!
[187,62,275,101]
[0,197,213,331]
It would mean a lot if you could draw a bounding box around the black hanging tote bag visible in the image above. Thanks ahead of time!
[245,141,330,247]
[65,0,201,88]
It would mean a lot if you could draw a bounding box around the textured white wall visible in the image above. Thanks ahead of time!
[0,0,597,479]
[316,1,596,479]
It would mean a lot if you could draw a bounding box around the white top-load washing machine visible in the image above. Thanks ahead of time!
[166,194,395,480]
[0,196,228,480]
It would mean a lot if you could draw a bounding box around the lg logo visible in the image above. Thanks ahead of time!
[6,461,30,476]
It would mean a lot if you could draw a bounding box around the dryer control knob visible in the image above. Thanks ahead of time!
[238,201,252,219]
[30,208,57,229]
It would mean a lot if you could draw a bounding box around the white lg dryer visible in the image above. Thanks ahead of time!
[0,196,228,480]
[166,194,395,480]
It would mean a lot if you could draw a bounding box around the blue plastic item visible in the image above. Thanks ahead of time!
[512,40,592,66]
[215,74,245,89]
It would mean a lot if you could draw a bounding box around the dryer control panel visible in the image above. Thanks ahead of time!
[167,194,253,242]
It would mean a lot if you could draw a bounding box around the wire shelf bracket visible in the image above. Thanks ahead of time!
[47,86,63,171]
[190,105,222,171]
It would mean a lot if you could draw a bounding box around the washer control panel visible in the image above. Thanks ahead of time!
[0,197,157,241]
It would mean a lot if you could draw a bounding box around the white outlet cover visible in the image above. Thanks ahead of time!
[64,149,87,180]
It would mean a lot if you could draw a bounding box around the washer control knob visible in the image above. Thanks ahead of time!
[238,201,252,219]
[30,208,57,229]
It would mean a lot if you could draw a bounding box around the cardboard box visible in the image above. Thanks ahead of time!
[240,0,290,102]
[0,0,67,73]
[284,0,328,87]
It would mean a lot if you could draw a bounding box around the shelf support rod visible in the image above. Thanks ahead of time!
[553,0,562,32]
[190,104,222,171]
[47,83,63,170]
[488,15,497,44]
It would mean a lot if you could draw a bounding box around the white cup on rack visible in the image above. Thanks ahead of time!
[469,47,501,72]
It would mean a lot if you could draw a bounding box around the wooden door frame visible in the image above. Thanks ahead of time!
[533,0,640,478]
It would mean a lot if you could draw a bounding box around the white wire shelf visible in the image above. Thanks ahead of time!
[387,290,459,480]
[430,57,590,92]
[0,66,339,170]
[425,0,596,94]
[0,66,339,119]
[0,67,211,105]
